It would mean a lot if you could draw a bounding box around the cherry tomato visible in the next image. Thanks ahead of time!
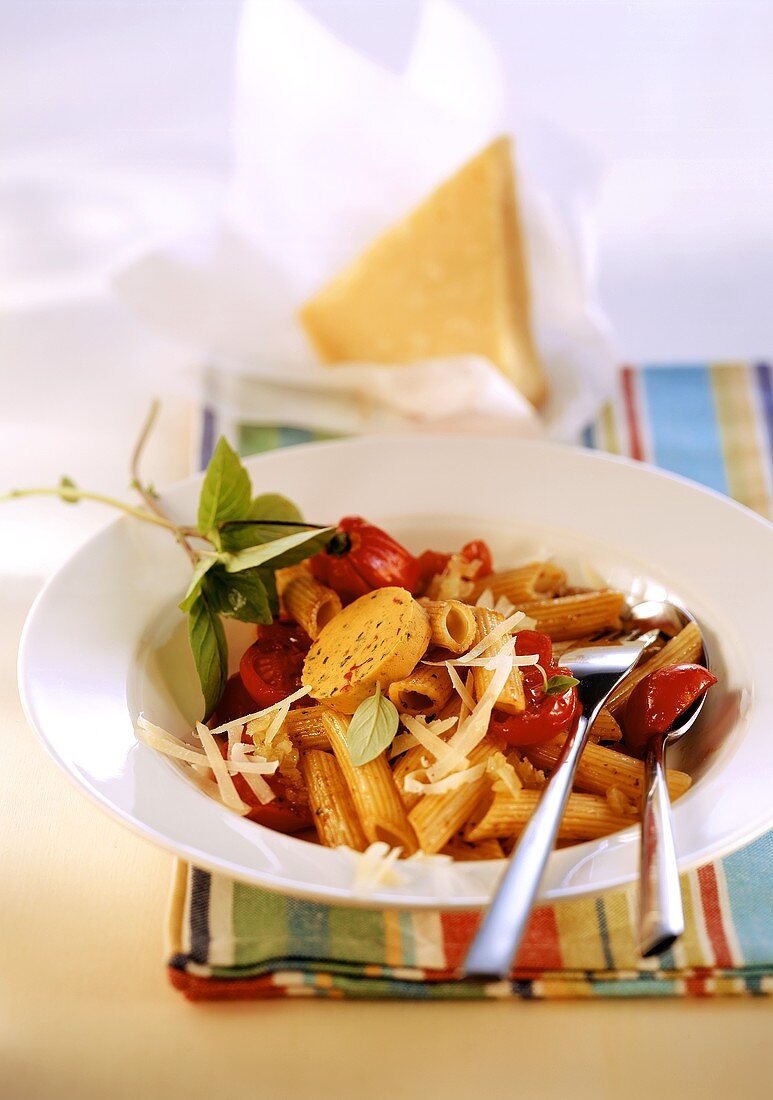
[209,673,260,727]
[214,731,312,833]
[239,622,311,709]
[415,539,494,590]
[489,629,581,746]
[624,664,717,752]
[310,516,419,603]
[460,539,493,579]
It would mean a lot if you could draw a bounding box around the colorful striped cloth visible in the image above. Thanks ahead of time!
[169,363,773,1000]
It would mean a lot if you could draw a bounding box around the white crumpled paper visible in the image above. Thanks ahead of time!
[116,0,616,441]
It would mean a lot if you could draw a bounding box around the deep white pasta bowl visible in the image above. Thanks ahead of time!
[18,435,773,908]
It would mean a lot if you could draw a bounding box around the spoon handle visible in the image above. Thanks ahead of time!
[638,738,685,957]
[462,714,590,980]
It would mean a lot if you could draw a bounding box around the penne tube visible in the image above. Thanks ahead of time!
[283,706,331,750]
[282,572,342,640]
[473,561,566,604]
[322,710,418,854]
[300,749,368,851]
[605,622,703,717]
[275,563,309,598]
[519,591,625,641]
[419,599,477,654]
[522,738,692,803]
[407,738,499,854]
[471,608,525,715]
[388,664,454,716]
[468,788,636,843]
[588,708,623,742]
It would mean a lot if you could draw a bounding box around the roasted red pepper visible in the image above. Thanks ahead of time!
[310,516,419,602]
[624,664,716,752]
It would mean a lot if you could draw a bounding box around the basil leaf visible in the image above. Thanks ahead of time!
[544,674,579,697]
[219,520,314,553]
[197,437,251,535]
[202,566,273,624]
[221,527,333,573]
[346,685,399,766]
[259,566,280,617]
[249,493,303,524]
[178,554,219,613]
[187,591,228,719]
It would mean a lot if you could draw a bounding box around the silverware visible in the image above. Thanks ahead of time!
[627,600,710,957]
[462,624,659,980]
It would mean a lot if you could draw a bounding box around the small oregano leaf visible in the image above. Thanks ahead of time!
[187,591,228,719]
[197,437,251,535]
[544,674,580,697]
[346,685,399,766]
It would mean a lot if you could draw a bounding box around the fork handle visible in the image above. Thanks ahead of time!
[638,739,685,957]
[462,714,590,980]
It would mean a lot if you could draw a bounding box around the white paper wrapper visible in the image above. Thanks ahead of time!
[116,0,616,442]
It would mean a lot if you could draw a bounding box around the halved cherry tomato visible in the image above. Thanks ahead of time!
[489,630,581,747]
[310,516,419,603]
[624,664,717,753]
[209,673,260,727]
[239,622,311,709]
[416,549,452,587]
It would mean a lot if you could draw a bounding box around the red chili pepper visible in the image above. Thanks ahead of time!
[310,516,419,602]
[624,664,717,753]
[490,630,581,747]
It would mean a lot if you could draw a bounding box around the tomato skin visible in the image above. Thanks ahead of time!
[214,732,312,833]
[310,516,419,603]
[416,549,452,587]
[239,622,311,709]
[490,629,581,747]
[460,540,493,579]
[624,664,717,752]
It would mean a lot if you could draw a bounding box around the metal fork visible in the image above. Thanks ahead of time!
[462,628,659,980]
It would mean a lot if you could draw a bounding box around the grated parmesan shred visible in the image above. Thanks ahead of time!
[195,721,250,815]
[349,842,405,892]
[403,762,487,796]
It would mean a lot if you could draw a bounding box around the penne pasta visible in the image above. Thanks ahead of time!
[301,749,368,851]
[442,835,505,861]
[519,591,625,641]
[388,664,454,716]
[473,561,566,604]
[605,622,703,717]
[468,787,636,843]
[408,738,499,854]
[471,608,525,714]
[322,709,418,854]
[283,706,331,750]
[522,737,692,803]
[282,572,342,640]
[419,598,477,654]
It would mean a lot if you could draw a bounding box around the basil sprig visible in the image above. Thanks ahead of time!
[346,685,400,766]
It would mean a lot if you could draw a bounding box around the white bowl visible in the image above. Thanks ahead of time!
[18,436,773,908]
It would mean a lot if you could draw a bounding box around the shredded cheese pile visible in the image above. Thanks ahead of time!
[135,684,310,816]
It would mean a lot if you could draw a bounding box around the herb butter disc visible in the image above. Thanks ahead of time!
[302,587,431,714]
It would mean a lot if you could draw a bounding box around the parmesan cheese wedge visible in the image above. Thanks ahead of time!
[298,136,547,407]
[302,587,431,713]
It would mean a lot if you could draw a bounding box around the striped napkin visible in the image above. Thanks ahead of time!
[169,363,773,1000]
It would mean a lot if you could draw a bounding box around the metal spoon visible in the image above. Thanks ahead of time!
[462,623,659,980]
[625,600,710,957]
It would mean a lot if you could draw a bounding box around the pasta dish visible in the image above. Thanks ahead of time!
[138,517,713,864]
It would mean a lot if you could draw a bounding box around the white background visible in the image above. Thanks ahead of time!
[2,0,773,574]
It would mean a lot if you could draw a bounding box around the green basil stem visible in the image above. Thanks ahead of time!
[1,486,184,533]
